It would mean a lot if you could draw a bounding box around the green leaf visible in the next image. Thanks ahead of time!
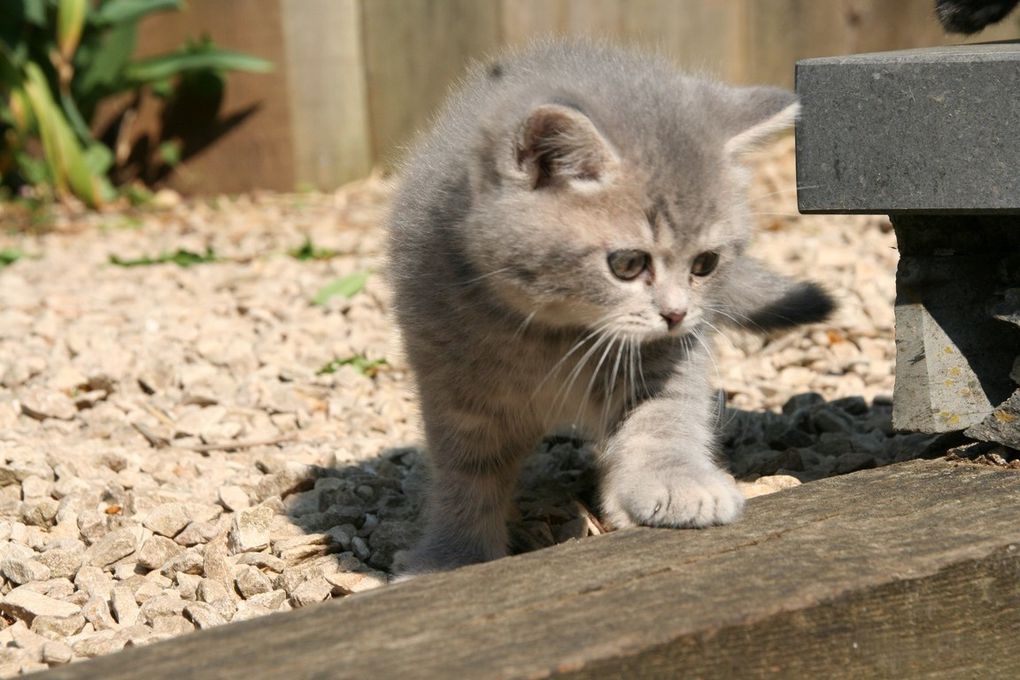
[92,0,183,25]
[58,88,93,143]
[121,183,153,206]
[0,249,23,269]
[75,20,136,96]
[109,247,218,268]
[150,76,175,98]
[23,0,47,27]
[83,143,113,176]
[317,355,387,377]
[288,238,338,261]
[57,0,88,60]
[124,47,273,83]
[158,139,181,166]
[312,271,368,305]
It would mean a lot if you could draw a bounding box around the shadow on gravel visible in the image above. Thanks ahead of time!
[284,391,991,578]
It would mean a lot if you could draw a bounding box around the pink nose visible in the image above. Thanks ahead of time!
[661,310,686,330]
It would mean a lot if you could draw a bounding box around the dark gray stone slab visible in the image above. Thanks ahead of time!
[966,389,1020,448]
[891,216,1020,433]
[795,41,1020,214]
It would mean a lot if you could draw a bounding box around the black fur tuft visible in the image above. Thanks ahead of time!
[935,0,1020,33]
[744,280,835,332]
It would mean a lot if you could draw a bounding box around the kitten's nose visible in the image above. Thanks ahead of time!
[661,310,686,330]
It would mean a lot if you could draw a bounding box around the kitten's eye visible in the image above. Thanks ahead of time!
[691,251,719,277]
[607,250,650,281]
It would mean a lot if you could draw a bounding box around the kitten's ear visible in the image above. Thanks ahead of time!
[720,86,799,157]
[510,104,619,189]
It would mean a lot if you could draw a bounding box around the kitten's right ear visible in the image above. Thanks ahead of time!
[508,105,619,190]
[720,86,799,157]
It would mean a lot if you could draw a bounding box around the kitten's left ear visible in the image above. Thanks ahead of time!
[720,86,799,157]
[511,104,619,190]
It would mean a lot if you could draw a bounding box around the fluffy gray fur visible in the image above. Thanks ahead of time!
[387,41,833,574]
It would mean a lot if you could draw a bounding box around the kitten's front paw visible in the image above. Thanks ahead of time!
[602,465,745,529]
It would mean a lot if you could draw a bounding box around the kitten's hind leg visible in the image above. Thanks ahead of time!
[395,419,533,576]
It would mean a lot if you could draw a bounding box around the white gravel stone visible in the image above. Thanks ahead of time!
[183,601,228,629]
[9,621,47,661]
[142,503,192,538]
[30,613,86,639]
[234,565,273,599]
[1,587,81,622]
[139,593,186,624]
[176,573,202,601]
[174,520,221,546]
[1,557,51,585]
[21,475,53,500]
[73,566,113,601]
[82,595,117,631]
[137,535,184,571]
[151,614,195,636]
[289,576,332,607]
[110,585,140,627]
[246,589,287,610]
[227,505,274,554]
[232,601,274,622]
[37,544,84,580]
[19,387,76,421]
[84,527,138,568]
[218,485,250,512]
[738,475,803,500]
[41,640,74,665]
[235,552,286,572]
[324,571,389,594]
[197,578,232,605]
[160,549,204,578]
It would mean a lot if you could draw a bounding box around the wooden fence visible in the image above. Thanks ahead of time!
[133,0,1018,193]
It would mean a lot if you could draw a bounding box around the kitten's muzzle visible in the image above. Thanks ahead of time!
[661,310,686,331]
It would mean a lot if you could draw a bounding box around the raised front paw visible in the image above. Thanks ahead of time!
[601,465,745,529]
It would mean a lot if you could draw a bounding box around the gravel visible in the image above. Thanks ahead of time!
[0,139,956,675]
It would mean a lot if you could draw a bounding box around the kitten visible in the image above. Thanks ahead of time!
[387,41,833,575]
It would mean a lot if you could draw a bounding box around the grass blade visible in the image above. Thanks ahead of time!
[312,271,368,305]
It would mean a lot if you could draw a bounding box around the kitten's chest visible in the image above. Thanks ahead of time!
[524,333,673,434]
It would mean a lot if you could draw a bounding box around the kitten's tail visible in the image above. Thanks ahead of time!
[716,257,835,333]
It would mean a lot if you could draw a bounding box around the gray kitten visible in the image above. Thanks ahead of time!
[387,41,832,575]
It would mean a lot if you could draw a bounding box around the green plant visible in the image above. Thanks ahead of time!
[108,246,216,267]
[0,0,271,207]
[317,355,387,378]
[312,271,369,305]
[0,248,23,269]
[289,237,339,261]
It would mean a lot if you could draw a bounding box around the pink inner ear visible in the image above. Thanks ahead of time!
[725,101,800,157]
[515,105,615,188]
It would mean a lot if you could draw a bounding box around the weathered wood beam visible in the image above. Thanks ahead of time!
[37,460,1020,679]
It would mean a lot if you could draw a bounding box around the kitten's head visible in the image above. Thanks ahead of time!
[464,78,810,342]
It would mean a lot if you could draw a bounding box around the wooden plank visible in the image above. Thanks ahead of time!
[133,0,295,193]
[744,0,1020,88]
[359,0,503,169]
[36,460,1020,679]
[500,0,745,81]
[280,0,372,189]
